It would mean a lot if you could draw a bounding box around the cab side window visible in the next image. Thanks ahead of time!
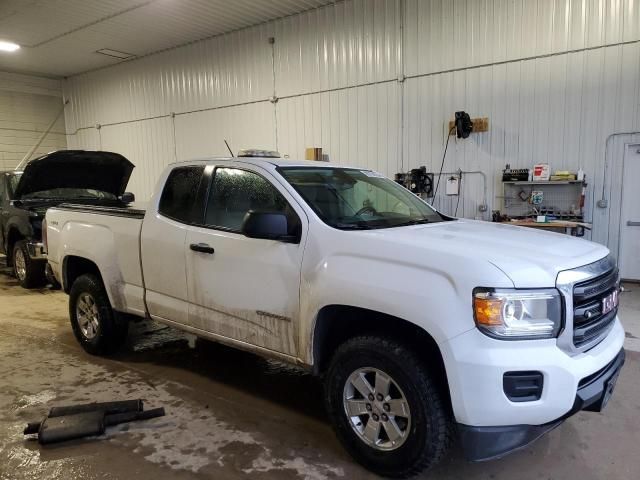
[0,175,5,201]
[158,166,205,224]
[205,168,301,235]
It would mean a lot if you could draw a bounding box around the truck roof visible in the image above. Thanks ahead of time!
[174,156,366,170]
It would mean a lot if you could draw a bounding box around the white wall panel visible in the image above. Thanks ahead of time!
[99,118,175,200]
[404,0,640,76]
[273,0,400,97]
[277,82,401,177]
[0,74,66,170]
[403,42,640,224]
[66,128,100,151]
[64,23,274,130]
[175,102,276,160]
[0,71,63,97]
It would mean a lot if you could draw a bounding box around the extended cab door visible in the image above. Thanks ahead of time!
[185,164,307,356]
[141,165,207,325]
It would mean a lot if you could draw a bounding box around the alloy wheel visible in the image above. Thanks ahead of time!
[14,248,27,282]
[76,293,100,340]
[343,367,411,451]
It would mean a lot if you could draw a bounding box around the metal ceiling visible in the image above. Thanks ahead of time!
[0,0,335,78]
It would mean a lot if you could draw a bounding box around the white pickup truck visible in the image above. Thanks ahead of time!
[44,152,625,478]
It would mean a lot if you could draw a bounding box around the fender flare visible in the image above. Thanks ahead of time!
[5,219,32,255]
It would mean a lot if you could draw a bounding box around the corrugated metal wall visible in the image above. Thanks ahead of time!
[0,72,66,170]
[64,0,640,255]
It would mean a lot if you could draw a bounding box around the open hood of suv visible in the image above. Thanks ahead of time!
[13,150,134,198]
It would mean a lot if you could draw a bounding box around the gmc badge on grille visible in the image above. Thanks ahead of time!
[602,290,619,316]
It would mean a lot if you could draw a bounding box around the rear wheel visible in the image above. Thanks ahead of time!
[12,240,46,288]
[69,274,128,355]
[325,336,452,478]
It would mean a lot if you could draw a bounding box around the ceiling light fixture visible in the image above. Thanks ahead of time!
[0,41,20,52]
[96,48,135,60]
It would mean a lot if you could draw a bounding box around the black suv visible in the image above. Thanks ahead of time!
[0,150,134,288]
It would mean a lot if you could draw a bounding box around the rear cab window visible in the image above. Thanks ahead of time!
[158,166,205,223]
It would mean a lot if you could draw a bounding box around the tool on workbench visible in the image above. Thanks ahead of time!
[23,399,165,444]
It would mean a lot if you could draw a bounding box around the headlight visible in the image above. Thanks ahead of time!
[473,288,562,339]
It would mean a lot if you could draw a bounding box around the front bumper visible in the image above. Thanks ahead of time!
[458,348,625,461]
[26,241,46,260]
[442,318,625,427]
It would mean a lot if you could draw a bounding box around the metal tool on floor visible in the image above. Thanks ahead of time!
[23,399,165,444]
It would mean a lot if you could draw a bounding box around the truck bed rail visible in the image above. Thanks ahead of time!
[57,203,146,219]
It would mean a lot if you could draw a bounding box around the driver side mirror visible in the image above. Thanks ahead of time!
[241,210,298,243]
[120,192,135,204]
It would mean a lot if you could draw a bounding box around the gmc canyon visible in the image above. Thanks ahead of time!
[0,150,134,288]
[44,153,625,477]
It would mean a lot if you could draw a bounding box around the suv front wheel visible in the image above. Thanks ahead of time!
[325,336,452,478]
[12,240,46,288]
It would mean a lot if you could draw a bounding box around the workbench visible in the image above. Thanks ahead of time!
[505,220,592,236]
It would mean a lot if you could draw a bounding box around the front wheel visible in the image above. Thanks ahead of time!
[325,336,452,478]
[69,274,128,355]
[12,240,46,288]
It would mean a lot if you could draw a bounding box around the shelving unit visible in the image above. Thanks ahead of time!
[502,180,583,185]
[502,180,586,220]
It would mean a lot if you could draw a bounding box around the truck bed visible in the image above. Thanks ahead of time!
[46,204,147,317]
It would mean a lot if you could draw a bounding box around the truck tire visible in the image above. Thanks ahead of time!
[325,336,452,478]
[69,274,128,355]
[12,240,46,288]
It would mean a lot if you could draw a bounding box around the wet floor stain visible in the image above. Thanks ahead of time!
[0,333,344,479]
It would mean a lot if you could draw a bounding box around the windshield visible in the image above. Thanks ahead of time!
[20,188,117,200]
[278,167,447,230]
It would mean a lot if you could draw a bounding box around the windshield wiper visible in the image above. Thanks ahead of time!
[393,219,432,227]
[334,223,375,230]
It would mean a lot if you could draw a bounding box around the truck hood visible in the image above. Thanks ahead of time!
[364,219,609,287]
[14,150,134,198]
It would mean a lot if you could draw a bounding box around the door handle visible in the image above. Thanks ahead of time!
[190,243,215,254]
[628,221,640,227]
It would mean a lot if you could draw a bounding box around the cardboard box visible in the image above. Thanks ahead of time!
[305,147,323,161]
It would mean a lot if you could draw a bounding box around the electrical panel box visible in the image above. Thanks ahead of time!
[445,176,460,195]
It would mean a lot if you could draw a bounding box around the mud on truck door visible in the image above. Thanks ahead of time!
[185,165,307,356]
[141,165,207,325]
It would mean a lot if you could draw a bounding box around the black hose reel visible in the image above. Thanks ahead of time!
[455,111,473,139]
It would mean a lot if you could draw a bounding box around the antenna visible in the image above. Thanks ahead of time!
[224,139,234,157]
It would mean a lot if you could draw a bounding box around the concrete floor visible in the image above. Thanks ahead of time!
[0,259,639,480]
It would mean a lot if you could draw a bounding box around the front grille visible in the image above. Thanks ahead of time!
[572,268,619,349]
